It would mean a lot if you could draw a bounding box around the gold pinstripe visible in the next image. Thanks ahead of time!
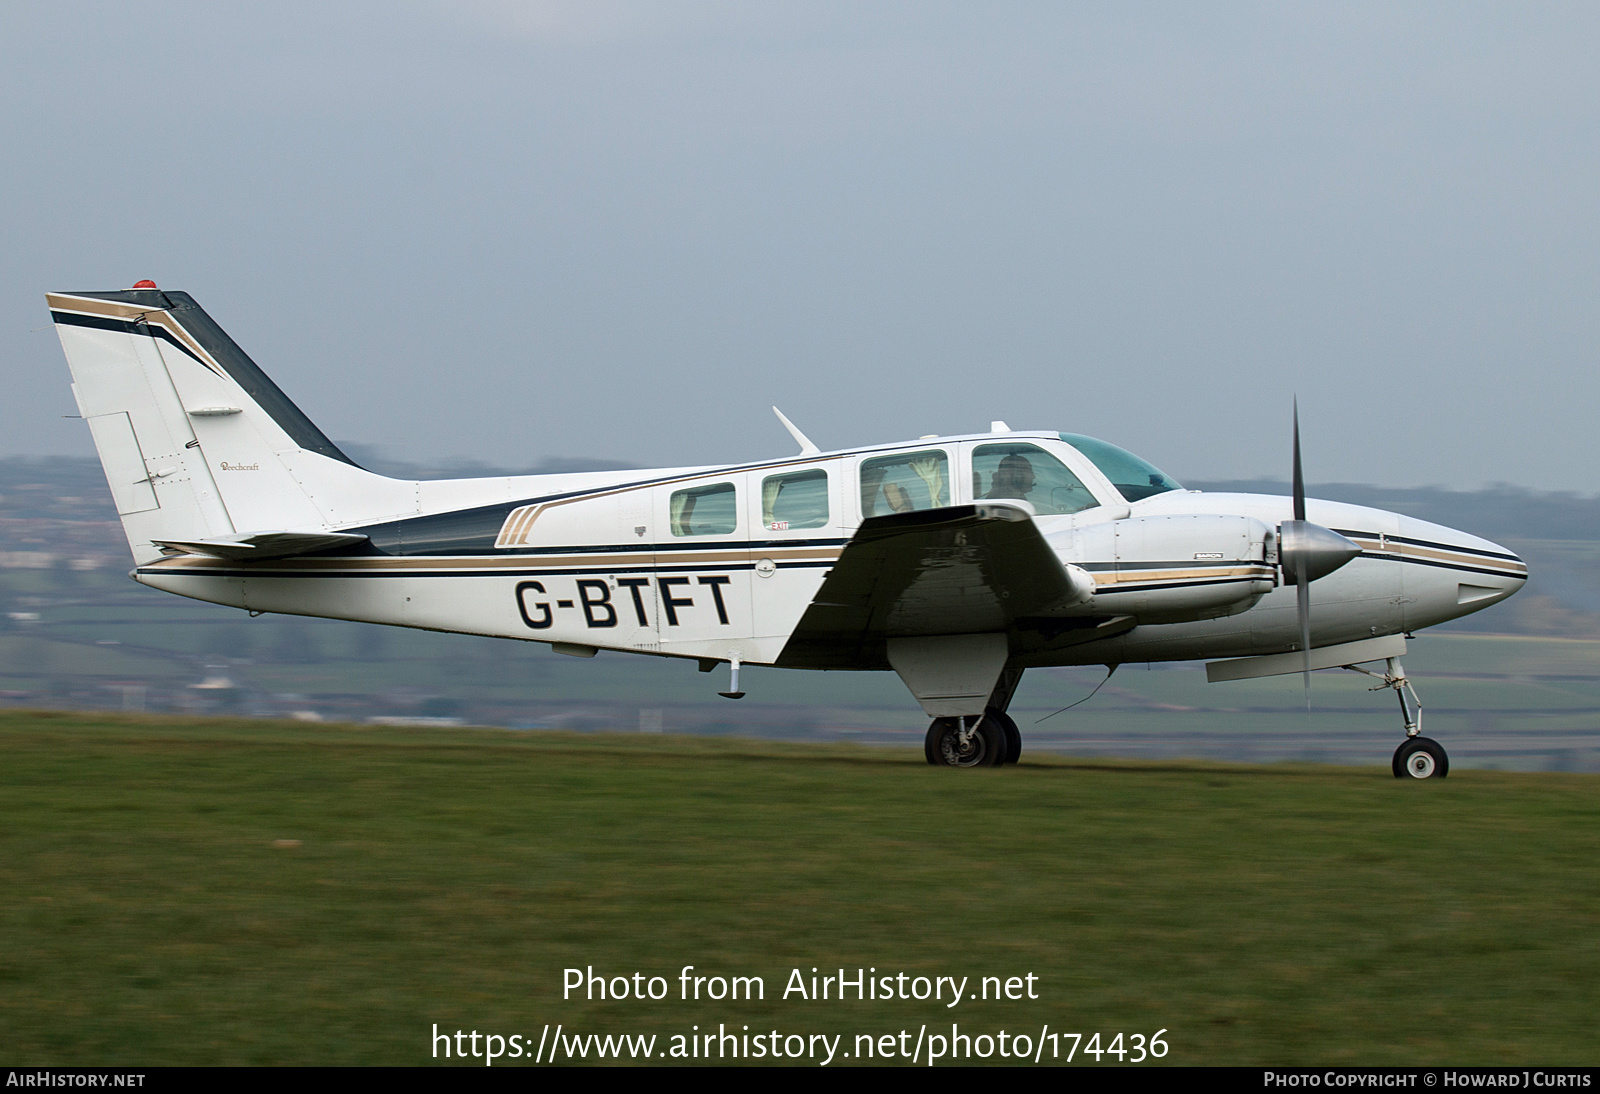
[1093,565,1276,586]
[47,293,225,378]
[1342,535,1527,576]
[148,544,846,574]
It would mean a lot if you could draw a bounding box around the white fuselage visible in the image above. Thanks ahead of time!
[132,432,1526,670]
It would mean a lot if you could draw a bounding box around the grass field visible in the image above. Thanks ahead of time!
[3,710,1598,1066]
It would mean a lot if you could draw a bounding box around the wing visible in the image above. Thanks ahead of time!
[775,501,1104,669]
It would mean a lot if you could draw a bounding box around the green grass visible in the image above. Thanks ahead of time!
[3,712,1598,1066]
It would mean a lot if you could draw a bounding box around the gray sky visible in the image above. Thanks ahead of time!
[5,2,1597,490]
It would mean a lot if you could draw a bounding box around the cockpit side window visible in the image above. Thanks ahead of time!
[972,442,1097,515]
[859,450,948,518]
[670,482,738,536]
[1059,434,1183,502]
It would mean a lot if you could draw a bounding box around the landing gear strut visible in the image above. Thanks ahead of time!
[925,669,1024,768]
[1346,656,1448,779]
[924,713,1007,767]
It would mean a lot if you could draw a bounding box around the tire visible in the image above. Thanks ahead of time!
[986,707,1022,766]
[927,715,1005,768]
[1393,736,1449,780]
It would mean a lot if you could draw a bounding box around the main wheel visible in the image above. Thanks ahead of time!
[1392,736,1449,779]
[926,715,1005,768]
[986,707,1022,766]
[924,718,954,764]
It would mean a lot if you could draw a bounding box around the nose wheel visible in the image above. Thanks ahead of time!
[1393,736,1449,779]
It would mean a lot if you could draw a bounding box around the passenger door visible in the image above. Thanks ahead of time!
[651,477,753,658]
[750,463,843,643]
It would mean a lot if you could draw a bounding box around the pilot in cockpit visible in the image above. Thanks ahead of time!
[983,454,1036,502]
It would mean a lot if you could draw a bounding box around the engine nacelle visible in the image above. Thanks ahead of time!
[1065,514,1277,624]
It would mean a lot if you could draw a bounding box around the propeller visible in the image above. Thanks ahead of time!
[1277,400,1361,709]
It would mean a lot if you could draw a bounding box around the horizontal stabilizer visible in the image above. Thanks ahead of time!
[1205,634,1407,683]
[152,531,368,561]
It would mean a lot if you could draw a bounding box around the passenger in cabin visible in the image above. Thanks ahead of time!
[860,452,948,517]
[983,454,1037,502]
[883,482,915,513]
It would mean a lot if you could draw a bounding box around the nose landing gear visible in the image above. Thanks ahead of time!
[1346,656,1448,779]
[1393,736,1449,779]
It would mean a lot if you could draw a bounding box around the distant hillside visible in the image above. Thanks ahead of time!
[1187,480,1600,543]
[9,458,1592,535]
[2,458,1592,635]
[0,453,637,523]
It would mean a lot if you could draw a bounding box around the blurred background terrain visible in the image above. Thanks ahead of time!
[4,453,1598,772]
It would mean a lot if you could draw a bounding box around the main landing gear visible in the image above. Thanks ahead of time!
[924,708,1021,768]
[1347,656,1448,779]
[925,668,1025,768]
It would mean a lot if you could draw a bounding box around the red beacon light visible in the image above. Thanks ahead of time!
[132,280,158,289]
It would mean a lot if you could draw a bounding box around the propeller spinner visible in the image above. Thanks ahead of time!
[1278,401,1361,707]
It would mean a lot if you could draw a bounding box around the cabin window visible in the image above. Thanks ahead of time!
[859,450,948,518]
[762,469,829,531]
[670,482,738,536]
[972,442,1097,515]
[1059,433,1183,502]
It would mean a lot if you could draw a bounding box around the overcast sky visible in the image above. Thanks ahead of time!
[5,2,1596,490]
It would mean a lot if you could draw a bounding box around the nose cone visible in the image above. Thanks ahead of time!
[1395,515,1528,627]
[1281,519,1361,584]
[1453,541,1527,610]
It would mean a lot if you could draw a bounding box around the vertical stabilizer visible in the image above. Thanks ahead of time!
[50,288,414,564]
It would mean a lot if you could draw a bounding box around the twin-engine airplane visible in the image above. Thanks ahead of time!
[49,285,1527,776]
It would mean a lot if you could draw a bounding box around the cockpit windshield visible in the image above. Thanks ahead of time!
[1059,434,1183,502]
